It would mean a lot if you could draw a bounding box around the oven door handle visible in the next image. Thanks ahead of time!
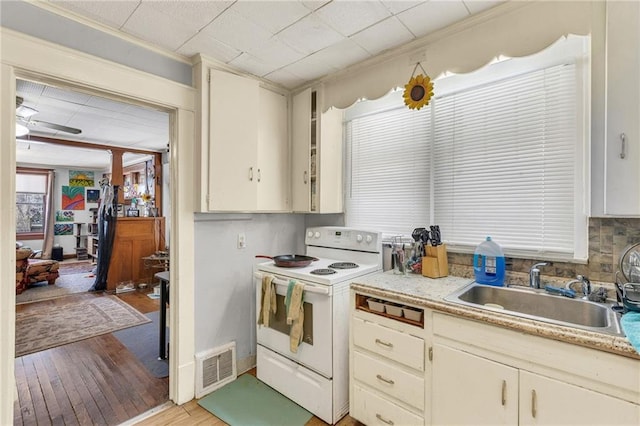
[254,272,330,295]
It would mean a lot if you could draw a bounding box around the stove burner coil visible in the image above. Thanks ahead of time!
[328,262,359,269]
[310,268,337,275]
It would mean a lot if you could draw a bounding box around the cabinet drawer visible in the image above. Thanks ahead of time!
[351,383,424,426]
[353,350,425,410]
[353,317,424,371]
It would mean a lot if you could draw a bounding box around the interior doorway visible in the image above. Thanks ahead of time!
[13,78,172,423]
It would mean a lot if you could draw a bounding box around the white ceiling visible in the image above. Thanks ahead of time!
[16,0,505,169]
[48,0,505,89]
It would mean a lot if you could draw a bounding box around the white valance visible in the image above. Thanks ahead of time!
[322,1,600,111]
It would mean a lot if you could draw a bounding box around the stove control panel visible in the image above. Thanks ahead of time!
[305,226,381,252]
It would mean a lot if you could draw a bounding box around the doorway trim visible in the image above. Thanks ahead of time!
[1,27,197,423]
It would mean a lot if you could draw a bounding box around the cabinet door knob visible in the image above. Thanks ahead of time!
[620,133,627,159]
[375,413,394,425]
[375,338,393,348]
[531,389,537,418]
[376,374,395,385]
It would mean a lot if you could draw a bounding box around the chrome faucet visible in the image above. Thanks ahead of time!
[529,262,549,289]
[565,275,591,299]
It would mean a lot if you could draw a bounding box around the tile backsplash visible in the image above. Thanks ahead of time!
[448,217,640,284]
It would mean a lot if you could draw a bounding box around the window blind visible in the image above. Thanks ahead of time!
[434,64,578,255]
[345,60,586,259]
[345,105,431,236]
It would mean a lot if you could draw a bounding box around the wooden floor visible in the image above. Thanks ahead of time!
[134,369,361,426]
[13,289,169,426]
[14,287,360,426]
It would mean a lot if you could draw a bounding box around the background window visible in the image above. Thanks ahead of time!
[16,170,48,239]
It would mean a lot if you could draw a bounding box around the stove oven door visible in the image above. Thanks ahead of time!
[255,272,332,378]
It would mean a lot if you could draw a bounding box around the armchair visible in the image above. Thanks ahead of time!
[15,244,60,295]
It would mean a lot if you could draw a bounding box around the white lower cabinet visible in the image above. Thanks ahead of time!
[350,291,428,425]
[519,371,640,426]
[432,344,518,425]
[432,313,640,426]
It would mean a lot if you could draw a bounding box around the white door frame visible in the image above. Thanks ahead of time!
[0,28,197,423]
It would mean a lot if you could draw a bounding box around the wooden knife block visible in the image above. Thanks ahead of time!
[422,244,449,278]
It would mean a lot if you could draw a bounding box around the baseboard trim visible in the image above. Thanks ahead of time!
[237,354,256,375]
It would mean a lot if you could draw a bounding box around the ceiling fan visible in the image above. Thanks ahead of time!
[16,96,82,135]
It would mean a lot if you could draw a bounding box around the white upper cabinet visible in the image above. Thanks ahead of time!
[604,0,640,215]
[202,68,289,212]
[291,87,343,213]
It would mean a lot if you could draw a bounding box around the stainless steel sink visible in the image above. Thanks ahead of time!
[444,282,622,335]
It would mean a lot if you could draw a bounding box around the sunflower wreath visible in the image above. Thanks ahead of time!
[403,62,434,110]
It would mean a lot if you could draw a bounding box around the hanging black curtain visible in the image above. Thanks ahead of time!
[90,183,118,291]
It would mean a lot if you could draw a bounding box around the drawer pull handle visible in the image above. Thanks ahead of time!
[303,170,308,184]
[376,374,395,385]
[531,389,537,418]
[375,338,393,348]
[376,413,394,425]
[620,133,627,159]
[249,167,254,181]
[501,380,506,406]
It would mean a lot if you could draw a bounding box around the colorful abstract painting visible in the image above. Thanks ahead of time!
[86,189,100,203]
[54,224,74,235]
[55,210,74,222]
[61,186,85,210]
[69,170,95,187]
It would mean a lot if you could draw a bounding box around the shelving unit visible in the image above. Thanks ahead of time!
[88,208,98,263]
[74,222,88,260]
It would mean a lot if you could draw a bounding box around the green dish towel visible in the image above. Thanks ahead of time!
[620,312,640,353]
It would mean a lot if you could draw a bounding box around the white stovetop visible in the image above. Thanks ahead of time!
[257,257,380,286]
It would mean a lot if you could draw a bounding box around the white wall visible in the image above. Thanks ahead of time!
[193,214,306,367]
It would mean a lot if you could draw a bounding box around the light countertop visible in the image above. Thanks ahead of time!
[351,271,639,360]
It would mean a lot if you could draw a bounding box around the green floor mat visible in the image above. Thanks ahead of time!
[198,375,313,426]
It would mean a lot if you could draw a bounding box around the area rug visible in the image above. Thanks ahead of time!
[113,310,169,378]
[16,272,95,304]
[58,260,95,275]
[198,374,313,426]
[15,295,151,357]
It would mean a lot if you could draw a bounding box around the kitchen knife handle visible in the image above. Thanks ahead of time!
[620,133,627,159]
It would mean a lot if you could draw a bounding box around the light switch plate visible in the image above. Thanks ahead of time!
[237,233,246,249]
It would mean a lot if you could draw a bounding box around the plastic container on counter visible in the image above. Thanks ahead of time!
[473,236,506,286]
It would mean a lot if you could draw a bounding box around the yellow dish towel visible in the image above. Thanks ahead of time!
[286,281,305,353]
[257,275,276,327]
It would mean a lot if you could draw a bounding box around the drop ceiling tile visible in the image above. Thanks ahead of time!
[16,80,46,97]
[301,1,331,12]
[228,53,278,78]
[278,13,345,55]
[263,68,308,89]
[50,0,140,29]
[309,39,371,71]
[122,2,198,51]
[230,1,310,34]
[247,37,306,70]
[140,0,232,31]
[280,51,340,82]
[177,32,241,63]
[351,16,415,56]
[463,0,505,14]
[315,0,391,36]
[200,8,273,54]
[85,96,131,113]
[42,85,92,105]
[397,0,470,38]
[380,0,426,15]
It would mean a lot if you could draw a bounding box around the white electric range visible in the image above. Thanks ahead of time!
[254,226,382,424]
